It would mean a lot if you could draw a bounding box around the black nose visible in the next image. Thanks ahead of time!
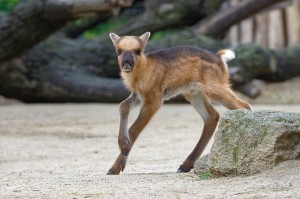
[123,63,131,68]
[121,59,134,68]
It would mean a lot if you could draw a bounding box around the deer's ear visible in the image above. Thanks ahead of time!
[109,33,120,46]
[139,32,151,46]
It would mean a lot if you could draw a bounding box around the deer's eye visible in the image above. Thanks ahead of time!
[117,49,122,55]
[135,49,141,55]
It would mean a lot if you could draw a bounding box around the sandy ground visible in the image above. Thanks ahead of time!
[240,77,300,104]
[0,104,300,198]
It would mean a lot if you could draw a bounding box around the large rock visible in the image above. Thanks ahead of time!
[195,110,300,176]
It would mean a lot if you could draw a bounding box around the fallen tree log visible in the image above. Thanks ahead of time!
[0,0,225,65]
[0,0,133,63]
[62,15,111,38]
[230,44,300,82]
[110,0,224,36]
[0,31,299,102]
[108,0,287,39]
[0,0,296,102]
[62,0,147,38]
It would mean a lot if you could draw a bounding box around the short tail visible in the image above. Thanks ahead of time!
[218,49,235,63]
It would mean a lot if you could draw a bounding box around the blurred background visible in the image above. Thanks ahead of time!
[1,1,300,197]
[0,0,299,104]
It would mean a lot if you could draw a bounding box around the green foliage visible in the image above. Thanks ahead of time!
[0,0,20,12]
[83,18,125,39]
[197,171,211,180]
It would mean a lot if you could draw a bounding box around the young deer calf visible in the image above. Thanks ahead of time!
[107,32,252,175]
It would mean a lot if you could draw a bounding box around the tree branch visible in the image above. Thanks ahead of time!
[193,0,287,37]
[111,0,224,36]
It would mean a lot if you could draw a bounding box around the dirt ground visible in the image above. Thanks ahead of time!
[240,77,300,104]
[0,104,300,198]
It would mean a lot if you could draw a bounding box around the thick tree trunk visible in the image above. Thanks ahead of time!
[0,60,129,103]
[0,0,133,63]
[0,36,128,102]
[1,31,299,102]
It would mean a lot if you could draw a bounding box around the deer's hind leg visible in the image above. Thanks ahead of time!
[178,93,219,172]
[205,85,252,111]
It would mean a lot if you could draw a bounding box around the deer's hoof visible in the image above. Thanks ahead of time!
[177,164,192,173]
[106,168,120,175]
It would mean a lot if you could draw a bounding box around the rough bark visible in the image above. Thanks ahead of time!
[0,0,133,63]
[1,31,300,102]
[0,37,128,102]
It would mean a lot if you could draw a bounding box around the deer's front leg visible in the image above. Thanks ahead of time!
[127,98,161,145]
[107,97,161,175]
[118,93,140,156]
[107,93,139,175]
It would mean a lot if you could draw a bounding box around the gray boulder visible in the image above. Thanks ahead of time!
[195,110,300,176]
[194,154,209,174]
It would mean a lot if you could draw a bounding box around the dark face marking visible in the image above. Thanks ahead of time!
[117,49,122,55]
[121,51,135,73]
[135,49,141,56]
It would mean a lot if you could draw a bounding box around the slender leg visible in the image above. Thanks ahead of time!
[118,93,140,156]
[107,97,161,175]
[205,85,252,110]
[107,93,140,175]
[178,93,219,172]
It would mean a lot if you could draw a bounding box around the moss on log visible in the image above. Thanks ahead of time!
[1,30,299,102]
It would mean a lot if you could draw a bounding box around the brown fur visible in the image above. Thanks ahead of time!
[107,32,252,175]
